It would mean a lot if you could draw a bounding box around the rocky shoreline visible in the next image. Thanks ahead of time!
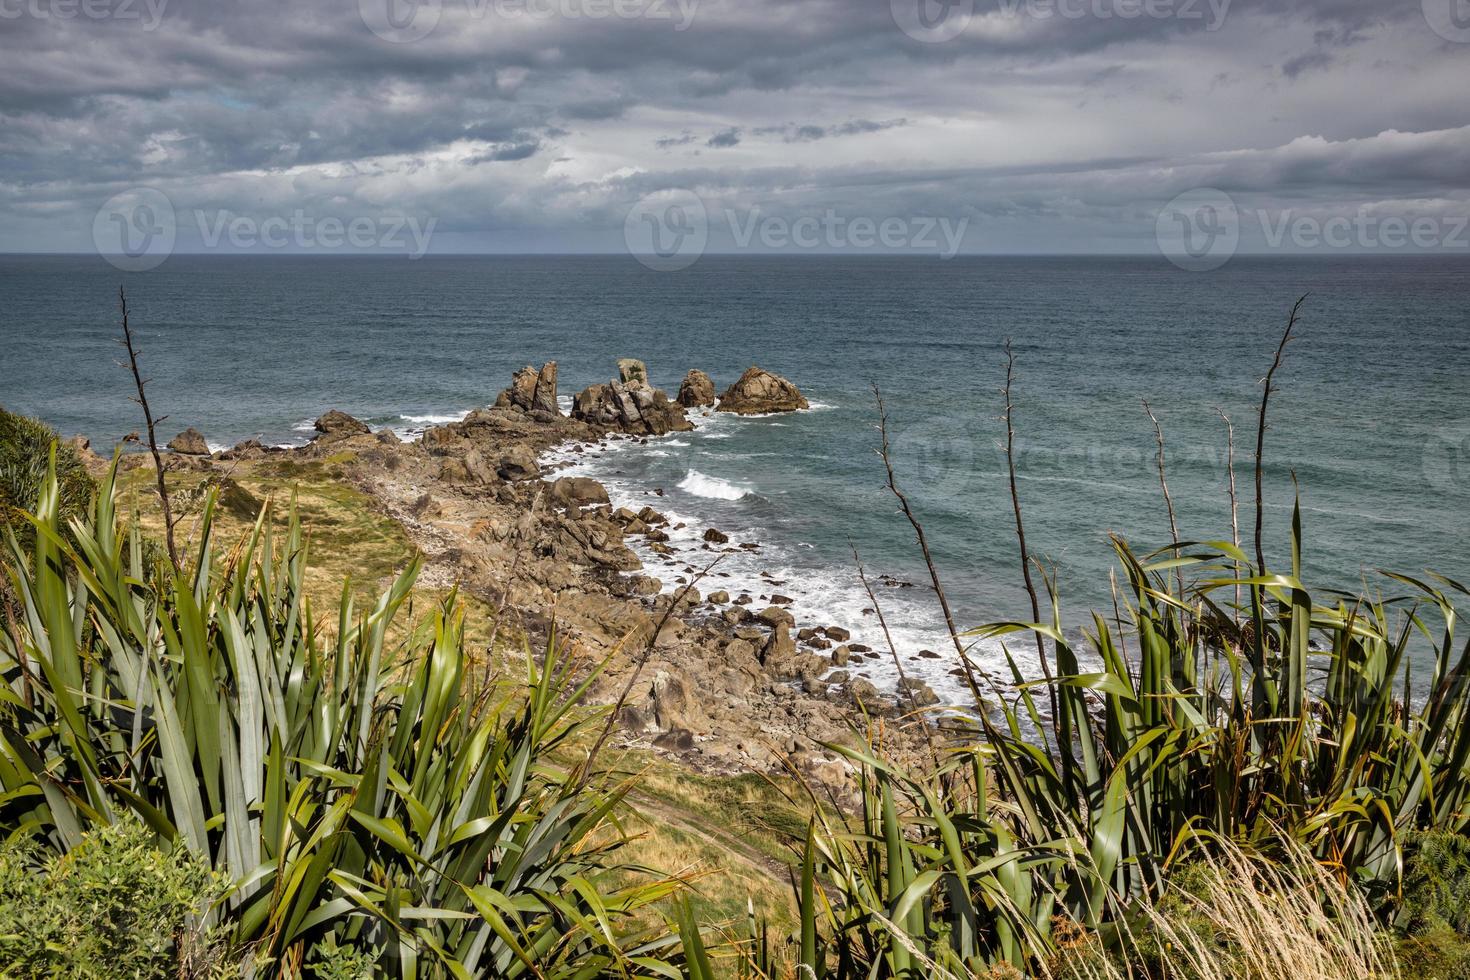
[119,361,936,790]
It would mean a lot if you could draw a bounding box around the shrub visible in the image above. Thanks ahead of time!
[0,459,688,977]
[0,406,94,544]
[1400,830,1470,936]
[0,815,230,978]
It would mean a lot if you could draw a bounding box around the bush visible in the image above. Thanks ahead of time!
[0,459,687,978]
[0,815,230,978]
[0,407,95,544]
[1401,830,1470,936]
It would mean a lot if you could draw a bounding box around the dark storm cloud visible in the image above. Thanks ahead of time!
[0,0,1465,252]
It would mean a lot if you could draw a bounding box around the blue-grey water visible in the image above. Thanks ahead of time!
[3,254,1467,701]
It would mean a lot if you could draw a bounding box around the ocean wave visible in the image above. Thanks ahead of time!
[399,411,470,425]
[677,470,749,500]
[665,439,691,447]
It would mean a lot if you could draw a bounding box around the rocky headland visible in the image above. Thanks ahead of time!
[127,362,934,792]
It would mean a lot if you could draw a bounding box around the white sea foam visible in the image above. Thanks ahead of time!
[399,411,469,425]
[677,470,748,500]
[665,439,691,447]
[532,414,1050,711]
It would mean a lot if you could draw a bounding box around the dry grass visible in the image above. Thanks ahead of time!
[1054,837,1399,980]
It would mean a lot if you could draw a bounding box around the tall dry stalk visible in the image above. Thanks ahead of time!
[117,286,179,569]
[872,385,986,701]
[1002,340,1057,727]
[1254,295,1306,574]
[1143,398,1185,599]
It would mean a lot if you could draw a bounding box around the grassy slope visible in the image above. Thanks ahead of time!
[116,455,804,953]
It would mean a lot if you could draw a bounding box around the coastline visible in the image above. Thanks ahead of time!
[109,362,938,784]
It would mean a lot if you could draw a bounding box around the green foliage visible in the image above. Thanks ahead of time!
[0,458,687,978]
[735,511,1470,977]
[0,407,94,545]
[1394,924,1470,980]
[1400,830,1470,937]
[0,814,230,979]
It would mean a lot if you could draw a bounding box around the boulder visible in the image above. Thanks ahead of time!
[703,528,729,544]
[849,678,881,703]
[825,626,851,642]
[899,677,940,706]
[716,367,809,415]
[499,363,561,416]
[497,445,539,481]
[757,606,796,629]
[167,427,210,455]
[462,449,499,485]
[551,476,609,508]
[220,438,266,460]
[677,369,716,408]
[706,590,730,605]
[315,410,370,437]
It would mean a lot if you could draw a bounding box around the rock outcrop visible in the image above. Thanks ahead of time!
[496,362,560,417]
[716,367,809,415]
[167,428,210,455]
[571,360,692,436]
[677,369,716,408]
[617,358,649,387]
[315,410,371,438]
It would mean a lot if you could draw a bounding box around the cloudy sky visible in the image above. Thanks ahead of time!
[2,0,1468,257]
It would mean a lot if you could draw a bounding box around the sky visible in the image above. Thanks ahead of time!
[1,0,1468,260]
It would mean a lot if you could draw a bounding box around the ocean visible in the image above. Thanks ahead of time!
[3,253,1467,702]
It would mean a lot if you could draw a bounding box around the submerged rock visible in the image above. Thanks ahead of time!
[716,367,809,414]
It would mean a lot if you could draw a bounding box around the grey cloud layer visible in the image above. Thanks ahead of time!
[0,0,1465,253]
